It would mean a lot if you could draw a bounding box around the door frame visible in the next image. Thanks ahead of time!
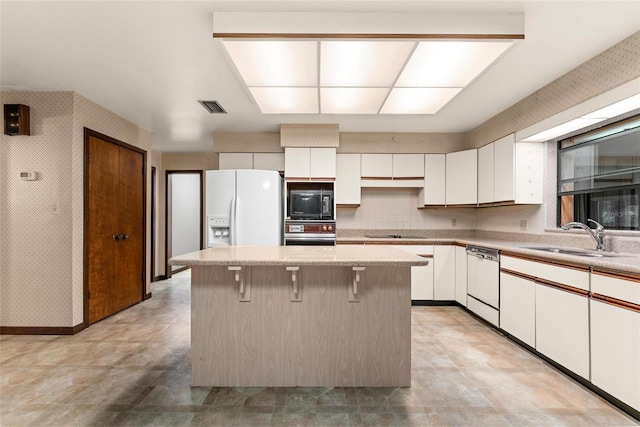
[83,128,147,328]
[151,166,159,282]
[165,170,204,278]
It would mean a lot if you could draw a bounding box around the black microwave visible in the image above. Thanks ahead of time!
[289,189,334,220]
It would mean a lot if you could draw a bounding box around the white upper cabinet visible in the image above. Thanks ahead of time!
[419,154,446,206]
[493,134,516,202]
[477,143,494,204]
[335,154,361,205]
[285,147,336,179]
[285,147,311,178]
[309,147,337,179]
[361,154,423,187]
[446,149,478,205]
[219,153,254,170]
[361,154,393,178]
[392,154,424,178]
[253,153,285,172]
[493,134,543,204]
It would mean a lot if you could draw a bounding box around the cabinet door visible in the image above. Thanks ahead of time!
[219,153,253,170]
[477,143,494,204]
[445,149,477,205]
[513,142,543,204]
[253,153,285,172]
[499,271,535,347]
[493,134,515,202]
[393,154,424,178]
[591,300,640,411]
[421,154,446,206]
[454,246,467,306]
[310,147,336,179]
[361,154,393,178]
[433,245,455,300]
[397,245,434,301]
[536,284,589,379]
[285,147,310,178]
[336,154,361,205]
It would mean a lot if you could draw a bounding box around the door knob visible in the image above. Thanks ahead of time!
[112,234,129,240]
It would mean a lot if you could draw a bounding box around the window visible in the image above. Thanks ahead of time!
[558,115,640,230]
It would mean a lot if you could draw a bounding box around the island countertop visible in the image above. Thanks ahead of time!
[169,245,430,267]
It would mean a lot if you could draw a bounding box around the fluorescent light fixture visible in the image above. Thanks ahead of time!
[220,38,516,114]
[249,87,318,114]
[380,88,461,114]
[522,93,640,141]
[320,88,389,114]
[223,41,317,86]
[320,41,415,87]
[396,41,512,87]
[522,118,603,142]
[582,93,640,119]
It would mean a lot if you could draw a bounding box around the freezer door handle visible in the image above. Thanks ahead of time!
[230,196,237,246]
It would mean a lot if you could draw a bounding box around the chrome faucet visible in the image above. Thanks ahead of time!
[561,219,606,251]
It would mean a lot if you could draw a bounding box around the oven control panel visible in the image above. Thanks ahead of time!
[286,222,335,233]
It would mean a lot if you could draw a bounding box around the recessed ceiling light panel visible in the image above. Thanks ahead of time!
[320,41,415,87]
[396,41,513,87]
[320,88,389,114]
[223,40,317,86]
[249,87,318,114]
[380,87,461,114]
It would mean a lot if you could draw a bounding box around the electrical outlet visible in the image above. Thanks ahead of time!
[520,219,527,230]
[452,218,457,227]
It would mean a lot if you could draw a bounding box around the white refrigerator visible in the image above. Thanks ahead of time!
[206,169,282,247]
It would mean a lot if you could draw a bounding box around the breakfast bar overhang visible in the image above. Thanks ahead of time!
[169,245,428,387]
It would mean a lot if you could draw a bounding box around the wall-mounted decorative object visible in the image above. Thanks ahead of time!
[4,104,30,136]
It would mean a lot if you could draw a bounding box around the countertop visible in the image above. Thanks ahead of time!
[337,236,640,275]
[169,245,430,267]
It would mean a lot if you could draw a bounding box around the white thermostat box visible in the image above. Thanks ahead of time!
[20,171,37,181]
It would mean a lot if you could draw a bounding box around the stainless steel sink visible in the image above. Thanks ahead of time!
[522,246,633,258]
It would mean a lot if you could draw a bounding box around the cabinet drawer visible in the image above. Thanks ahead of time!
[501,255,589,291]
[591,272,640,305]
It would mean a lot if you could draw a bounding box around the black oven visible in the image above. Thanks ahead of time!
[288,189,333,221]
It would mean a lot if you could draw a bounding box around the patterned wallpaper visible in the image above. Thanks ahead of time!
[213,131,281,153]
[466,31,640,148]
[339,132,465,154]
[280,123,339,147]
[0,91,151,328]
[1,92,74,327]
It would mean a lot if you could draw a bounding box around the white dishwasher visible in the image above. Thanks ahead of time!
[466,246,500,326]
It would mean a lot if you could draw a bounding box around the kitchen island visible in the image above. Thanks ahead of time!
[169,245,428,387]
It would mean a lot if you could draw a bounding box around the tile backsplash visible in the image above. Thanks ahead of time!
[336,188,476,230]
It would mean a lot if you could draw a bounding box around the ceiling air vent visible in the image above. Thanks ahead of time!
[198,100,227,114]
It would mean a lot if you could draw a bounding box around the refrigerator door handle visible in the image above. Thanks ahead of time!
[235,197,240,245]
[230,196,237,246]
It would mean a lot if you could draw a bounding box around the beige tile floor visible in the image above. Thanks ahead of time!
[1,270,638,426]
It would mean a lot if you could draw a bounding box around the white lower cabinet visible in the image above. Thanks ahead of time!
[454,246,467,306]
[591,300,640,411]
[590,271,640,412]
[397,245,434,300]
[535,284,590,379]
[499,271,535,347]
[433,245,456,300]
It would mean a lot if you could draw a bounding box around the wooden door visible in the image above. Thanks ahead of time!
[86,129,145,325]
